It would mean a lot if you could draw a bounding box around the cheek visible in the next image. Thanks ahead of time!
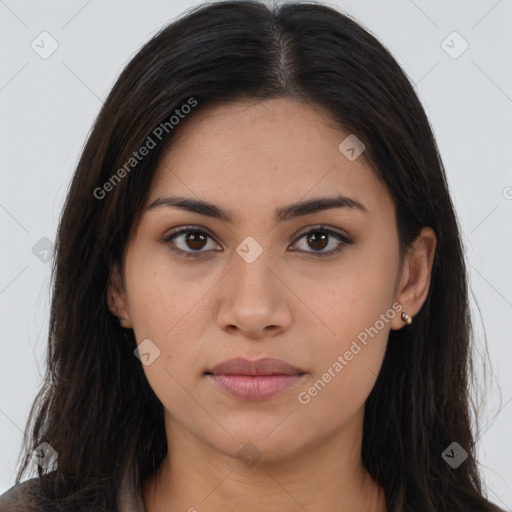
[295,318,389,431]
[295,245,398,346]
[292,241,397,419]
[125,247,214,338]
[124,254,212,423]
[122,249,210,392]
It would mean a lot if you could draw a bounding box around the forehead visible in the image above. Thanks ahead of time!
[148,98,392,219]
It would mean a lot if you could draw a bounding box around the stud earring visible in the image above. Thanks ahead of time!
[117,316,124,326]
[401,312,412,325]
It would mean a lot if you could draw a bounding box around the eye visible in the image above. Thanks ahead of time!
[290,225,353,258]
[161,224,353,259]
[162,226,220,258]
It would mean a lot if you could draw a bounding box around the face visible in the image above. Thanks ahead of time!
[109,98,435,464]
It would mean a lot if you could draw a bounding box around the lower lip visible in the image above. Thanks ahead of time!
[206,374,305,401]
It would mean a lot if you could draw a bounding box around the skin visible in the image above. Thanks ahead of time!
[108,98,436,512]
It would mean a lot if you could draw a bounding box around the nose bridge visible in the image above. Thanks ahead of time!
[231,234,277,299]
[216,234,291,334]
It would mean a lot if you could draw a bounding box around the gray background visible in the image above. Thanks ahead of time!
[1,0,511,508]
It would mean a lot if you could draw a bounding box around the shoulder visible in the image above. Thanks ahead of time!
[0,477,46,512]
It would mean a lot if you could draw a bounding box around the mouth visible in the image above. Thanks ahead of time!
[204,357,307,401]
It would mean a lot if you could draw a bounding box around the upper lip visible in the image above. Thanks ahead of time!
[206,357,305,376]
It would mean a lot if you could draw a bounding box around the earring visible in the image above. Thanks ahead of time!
[117,316,124,326]
[401,312,413,325]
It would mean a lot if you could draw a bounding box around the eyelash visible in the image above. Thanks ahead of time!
[161,224,353,259]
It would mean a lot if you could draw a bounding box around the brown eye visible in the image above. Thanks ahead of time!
[183,231,208,250]
[290,225,353,258]
[163,224,353,260]
[306,231,329,251]
[163,227,220,258]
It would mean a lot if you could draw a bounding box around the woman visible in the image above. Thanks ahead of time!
[0,1,505,511]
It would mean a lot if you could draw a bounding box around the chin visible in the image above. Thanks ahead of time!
[205,427,311,465]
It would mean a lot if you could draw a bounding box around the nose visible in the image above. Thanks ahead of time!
[215,246,293,340]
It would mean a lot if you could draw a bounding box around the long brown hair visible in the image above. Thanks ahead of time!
[14,1,504,511]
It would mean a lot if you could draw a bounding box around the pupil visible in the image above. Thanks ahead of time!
[187,232,207,250]
[308,232,328,251]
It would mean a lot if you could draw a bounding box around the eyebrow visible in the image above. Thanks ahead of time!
[145,194,368,223]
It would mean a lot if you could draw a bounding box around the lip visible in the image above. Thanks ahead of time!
[205,357,307,401]
[207,357,305,376]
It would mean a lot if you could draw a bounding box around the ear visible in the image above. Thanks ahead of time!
[107,263,133,328]
[390,227,437,330]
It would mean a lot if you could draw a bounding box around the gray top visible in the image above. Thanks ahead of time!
[0,466,145,512]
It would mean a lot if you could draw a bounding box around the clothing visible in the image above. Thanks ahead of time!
[0,467,145,512]
[0,478,48,512]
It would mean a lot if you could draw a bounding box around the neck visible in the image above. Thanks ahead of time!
[143,408,387,512]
